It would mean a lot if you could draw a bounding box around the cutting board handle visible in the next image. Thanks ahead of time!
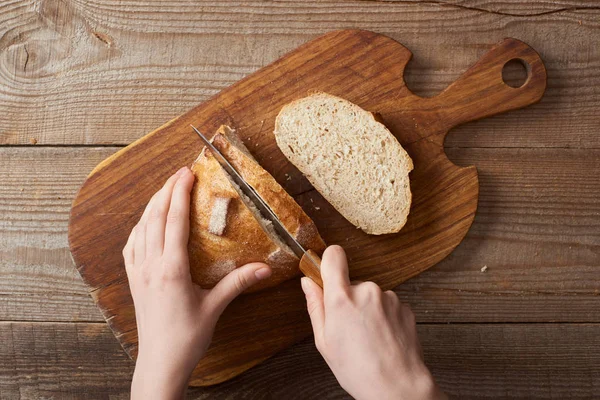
[437,38,547,131]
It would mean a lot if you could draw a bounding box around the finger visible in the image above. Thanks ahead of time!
[207,263,272,316]
[398,303,423,359]
[384,290,399,302]
[400,302,416,326]
[300,277,325,341]
[320,245,351,294]
[383,290,400,312]
[145,171,182,258]
[134,195,155,266]
[123,227,136,268]
[164,167,194,255]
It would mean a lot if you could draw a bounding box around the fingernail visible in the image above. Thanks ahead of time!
[175,166,187,176]
[254,267,272,280]
[300,277,309,292]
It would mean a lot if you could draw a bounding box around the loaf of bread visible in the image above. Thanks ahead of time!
[188,126,326,292]
[274,92,413,235]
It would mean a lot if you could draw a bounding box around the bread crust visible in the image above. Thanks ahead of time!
[188,126,325,292]
[212,126,326,253]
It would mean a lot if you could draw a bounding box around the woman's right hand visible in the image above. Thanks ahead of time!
[301,245,447,400]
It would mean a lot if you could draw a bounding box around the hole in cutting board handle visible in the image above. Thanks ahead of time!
[502,58,530,88]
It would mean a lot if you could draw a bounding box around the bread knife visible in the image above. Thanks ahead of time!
[191,125,324,288]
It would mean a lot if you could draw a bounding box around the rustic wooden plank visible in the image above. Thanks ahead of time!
[398,146,600,322]
[0,322,133,399]
[201,323,600,399]
[1,146,598,324]
[0,147,112,322]
[0,1,598,147]
[0,321,598,399]
[426,323,600,399]
[384,0,600,15]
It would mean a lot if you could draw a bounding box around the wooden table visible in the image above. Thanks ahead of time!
[1,1,598,398]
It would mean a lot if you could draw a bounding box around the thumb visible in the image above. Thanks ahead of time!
[207,262,272,316]
[301,277,325,341]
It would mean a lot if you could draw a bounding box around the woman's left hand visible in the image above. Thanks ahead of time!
[123,166,272,400]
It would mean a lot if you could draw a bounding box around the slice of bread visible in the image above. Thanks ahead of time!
[188,126,325,292]
[274,93,413,235]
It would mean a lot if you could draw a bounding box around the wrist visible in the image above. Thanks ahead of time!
[395,366,446,400]
[131,352,192,400]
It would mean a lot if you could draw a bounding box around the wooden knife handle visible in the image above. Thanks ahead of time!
[299,250,323,288]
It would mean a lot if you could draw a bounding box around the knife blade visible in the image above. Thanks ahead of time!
[190,125,322,279]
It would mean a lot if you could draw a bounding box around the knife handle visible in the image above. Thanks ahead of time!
[299,250,323,288]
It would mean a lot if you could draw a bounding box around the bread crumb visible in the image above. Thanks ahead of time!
[20,188,24,192]
[578,20,582,25]
[314,206,320,210]
[480,265,488,273]
[30,138,38,145]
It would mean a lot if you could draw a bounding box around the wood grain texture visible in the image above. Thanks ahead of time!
[0,0,598,147]
[382,0,600,15]
[0,147,112,322]
[0,322,133,400]
[68,30,547,385]
[2,147,598,324]
[299,250,323,288]
[1,322,599,399]
[400,146,600,322]
[198,323,600,399]
[1,1,598,395]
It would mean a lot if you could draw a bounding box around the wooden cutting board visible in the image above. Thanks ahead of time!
[68,30,546,386]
